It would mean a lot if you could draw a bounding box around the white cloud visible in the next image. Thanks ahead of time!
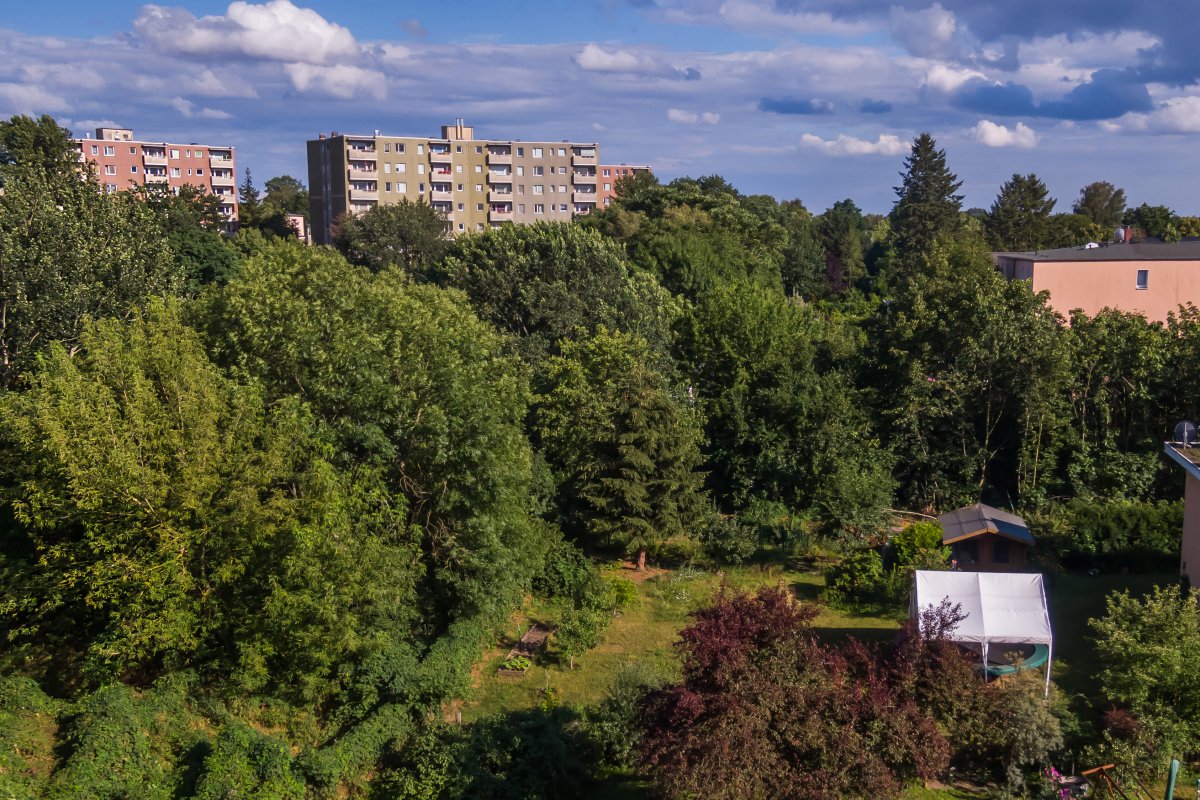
[923,63,986,92]
[654,0,875,37]
[169,96,233,119]
[574,44,650,73]
[284,63,386,100]
[134,0,360,65]
[0,83,70,114]
[667,108,720,125]
[799,132,907,156]
[970,119,1039,147]
[1107,95,1200,134]
[889,3,963,60]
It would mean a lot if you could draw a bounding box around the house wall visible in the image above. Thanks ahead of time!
[951,534,1028,572]
[1183,473,1200,587]
[1020,258,1200,323]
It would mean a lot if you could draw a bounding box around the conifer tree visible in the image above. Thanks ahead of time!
[889,133,963,275]
[985,173,1057,251]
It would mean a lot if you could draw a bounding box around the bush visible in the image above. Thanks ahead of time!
[533,538,596,602]
[585,664,667,769]
[823,548,884,604]
[1033,500,1182,572]
[500,655,532,672]
[886,522,949,571]
[699,514,759,565]
[193,723,304,800]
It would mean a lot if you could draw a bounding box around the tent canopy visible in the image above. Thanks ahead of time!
[910,570,1052,646]
[938,503,1033,546]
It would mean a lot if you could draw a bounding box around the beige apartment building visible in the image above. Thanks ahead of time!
[307,120,601,244]
[73,127,238,229]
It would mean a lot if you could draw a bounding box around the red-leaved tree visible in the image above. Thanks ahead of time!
[641,586,982,800]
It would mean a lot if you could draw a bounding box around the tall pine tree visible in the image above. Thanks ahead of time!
[985,173,1057,251]
[889,133,963,277]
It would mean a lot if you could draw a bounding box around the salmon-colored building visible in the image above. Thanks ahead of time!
[1163,443,1200,586]
[993,242,1200,323]
[597,164,651,208]
[73,127,238,231]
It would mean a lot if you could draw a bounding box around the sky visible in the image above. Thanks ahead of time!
[3,0,1200,213]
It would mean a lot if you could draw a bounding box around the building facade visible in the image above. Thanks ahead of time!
[993,241,1200,323]
[307,120,601,244]
[74,128,238,229]
[597,164,651,208]
[1163,443,1200,586]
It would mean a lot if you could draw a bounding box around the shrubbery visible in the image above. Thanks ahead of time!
[1033,500,1182,572]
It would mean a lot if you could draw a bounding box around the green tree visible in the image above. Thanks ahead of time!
[435,222,678,364]
[818,199,868,290]
[262,174,309,217]
[1124,203,1178,241]
[1073,181,1127,228]
[1090,584,1200,762]
[238,168,293,238]
[0,155,181,389]
[778,199,827,298]
[555,608,604,669]
[889,133,963,277]
[334,198,449,272]
[0,114,77,184]
[130,182,240,288]
[985,173,1057,251]
[533,328,706,568]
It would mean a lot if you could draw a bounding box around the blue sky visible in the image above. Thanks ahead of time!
[3,0,1200,213]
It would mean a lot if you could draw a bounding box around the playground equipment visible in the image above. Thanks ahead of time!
[1080,759,1181,800]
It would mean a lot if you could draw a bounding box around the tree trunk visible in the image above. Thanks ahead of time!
[636,547,646,571]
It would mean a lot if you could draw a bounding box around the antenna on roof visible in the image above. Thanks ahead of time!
[1174,420,1196,447]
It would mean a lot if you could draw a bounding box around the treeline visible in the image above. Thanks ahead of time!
[0,116,1196,797]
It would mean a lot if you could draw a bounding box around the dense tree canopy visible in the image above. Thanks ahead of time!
[985,173,1057,252]
[1074,181,1127,228]
[334,198,449,272]
[889,133,963,277]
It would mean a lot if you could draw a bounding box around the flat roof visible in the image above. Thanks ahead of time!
[994,241,1200,262]
[1165,442,1200,480]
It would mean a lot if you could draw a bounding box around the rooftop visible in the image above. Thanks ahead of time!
[938,503,1033,546]
[994,241,1200,262]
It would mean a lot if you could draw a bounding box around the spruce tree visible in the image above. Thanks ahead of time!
[889,133,963,275]
[985,173,1057,251]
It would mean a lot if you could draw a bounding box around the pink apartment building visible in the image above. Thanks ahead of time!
[74,127,238,230]
[993,241,1200,324]
[597,164,651,208]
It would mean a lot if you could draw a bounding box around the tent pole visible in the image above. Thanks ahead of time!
[982,641,989,682]
[1044,640,1053,699]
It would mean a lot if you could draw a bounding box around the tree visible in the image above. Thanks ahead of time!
[435,222,678,365]
[1073,181,1127,228]
[985,173,1057,251]
[555,608,604,669]
[237,169,293,238]
[1090,584,1200,762]
[334,198,449,272]
[129,182,240,288]
[641,586,952,800]
[533,328,706,568]
[818,199,868,290]
[0,114,77,185]
[778,199,827,298]
[1124,203,1179,241]
[0,153,182,389]
[889,133,963,277]
[262,175,309,217]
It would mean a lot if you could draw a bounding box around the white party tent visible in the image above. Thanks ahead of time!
[910,570,1053,693]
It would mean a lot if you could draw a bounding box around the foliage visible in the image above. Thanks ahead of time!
[992,670,1064,797]
[237,169,296,238]
[334,198,449,272]
[889,132,963,279]
[699,513,760,565]
[1033,499,1182,571]
[129,182,241,289]
[818,198,868,291]
[435,221,678,364]
[193,724,305,800]
[824,548,885,602]
[1124,203,1178,241]
[0,676,60,798]
[1090,584,1200,763]
[500,656,532,672]
[533,327,707,564]
[0,154,181,389]
[985,173,1057,251]
[642,586,952,800]
[585,663,666,769]
[0,114,78,184]
[1073,181,1126,228]
[555,608,606,668]
[262,174,309,217]
[888,522,949,570]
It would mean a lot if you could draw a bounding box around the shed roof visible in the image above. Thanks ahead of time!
[938,503,1033,546]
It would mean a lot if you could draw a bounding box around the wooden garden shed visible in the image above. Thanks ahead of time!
[938,503,1033,572]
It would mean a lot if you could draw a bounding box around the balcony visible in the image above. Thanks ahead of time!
[431,203,454,219]
[572,171,596,183]
[573,190,598,204]
[211,173,235,186]
[429,147,452,162]
[572,148,597,164]
[348,187,378,201]
[488,206,513,221]
[210,155,234,169]
[348,166,379,181]
[143,153,168,166]
[488,189,513,203]
[144,173,168,183]
[486,150,512,165]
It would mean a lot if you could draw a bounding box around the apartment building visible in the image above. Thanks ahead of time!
[74,127,238,229]
[597,164,651,208]
[307,120,601,244]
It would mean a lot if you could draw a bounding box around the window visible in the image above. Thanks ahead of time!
[457,183,464,192]
[385,143,391,153]
[992,538,1011,564]
[457,203,464,211]
[419,182,425,193]
[456,164,463,173]
[534,203,544,214]
[103,146,115,156]
[196,168,203,175]
[474,164,482,173]
[129,146,136,154]
[104,165,116,175]
[456,145,462,153]
[185,150,192,158]
[188,168,193,175]
[196,150,204,158]
[385,182,392,192]
[603,168,611,177]
[417,164,425,174]
[604,183,611,191]
[384,163,391,173]
[558,166,567,174]
[533,185,543,195]
[475,184,483,192]
[560,185,567,193]
[171,167,181,177]
[516,166,524,176]
[397,143,405,153]
[417,144,424,155]
[518,204,525,214]
[560,204,568,212]
[105,183,117,193]
[396,163,406,173]
[130,165,138,173]
[90,144,98,155]
[475,146,482,154]
[517,185,524,195]
[516,147,524,157]
[397,182,406,192]
[476,203,483,211]
[532,147,543,157]
[459,222,465,230]
[1136,269,1149,289]
[558,148,566,156]
[170,149,179,158]
[532,166,544,176]
[476,223,484,231]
